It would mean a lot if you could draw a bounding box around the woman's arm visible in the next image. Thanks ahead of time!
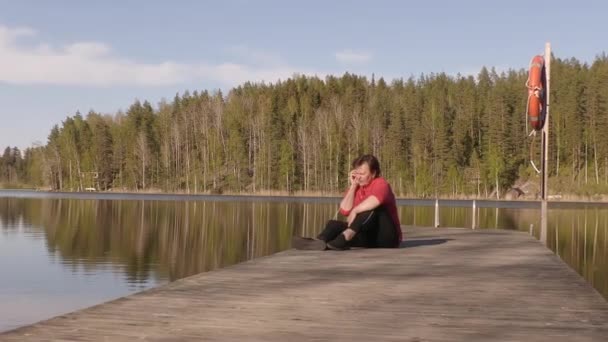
[339,170,360,215]
[346,178,389,226]
[347,195,381,226]
[339,184,358,214]
[351,195,381,214]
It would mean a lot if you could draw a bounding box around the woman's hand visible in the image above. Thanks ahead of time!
[349,170,359,188]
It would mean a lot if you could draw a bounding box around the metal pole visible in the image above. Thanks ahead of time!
[540,42,551,245]
[434,199,440,228]
[529,224,534,236]
[472,200,477,229]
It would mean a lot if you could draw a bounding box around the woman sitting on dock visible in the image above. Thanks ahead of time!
[293,154,402,251]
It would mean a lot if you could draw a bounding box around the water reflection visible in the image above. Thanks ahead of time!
[1,199,606,290]
[0,198,337,282]
[547,208,608,300]
[398,206,540,230]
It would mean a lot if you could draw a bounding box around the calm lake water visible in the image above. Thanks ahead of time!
[0,191,606,332]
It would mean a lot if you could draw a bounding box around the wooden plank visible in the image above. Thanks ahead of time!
[2,227,607,341]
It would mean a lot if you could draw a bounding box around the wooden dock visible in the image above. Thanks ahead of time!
[2,227,608,341]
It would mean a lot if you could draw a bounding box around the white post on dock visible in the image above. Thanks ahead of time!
[434,199,440,227]
[472,200,477,229]
[540,42,551,245]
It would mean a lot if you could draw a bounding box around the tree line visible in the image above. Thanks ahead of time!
[2,54,608,198]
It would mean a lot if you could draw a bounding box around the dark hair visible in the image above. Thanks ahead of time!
[352,154,381,177]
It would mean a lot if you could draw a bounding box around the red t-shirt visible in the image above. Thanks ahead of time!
[339,177,402,242]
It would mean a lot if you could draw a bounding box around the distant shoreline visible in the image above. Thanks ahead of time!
[1,188,607,206]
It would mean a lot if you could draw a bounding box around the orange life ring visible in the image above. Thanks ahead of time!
[526,55,546,131]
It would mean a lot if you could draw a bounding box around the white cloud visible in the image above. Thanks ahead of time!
[0,25,322,87]
[0,26,35,43]
[335,49,372,64]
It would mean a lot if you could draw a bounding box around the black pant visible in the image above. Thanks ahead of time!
[317,206,400,248]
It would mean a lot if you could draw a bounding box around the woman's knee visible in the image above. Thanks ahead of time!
[350,210,375,229]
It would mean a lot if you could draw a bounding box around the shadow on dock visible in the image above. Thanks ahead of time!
[400,238,451,248]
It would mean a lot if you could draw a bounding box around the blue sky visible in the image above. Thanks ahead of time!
[0,0,606,150]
